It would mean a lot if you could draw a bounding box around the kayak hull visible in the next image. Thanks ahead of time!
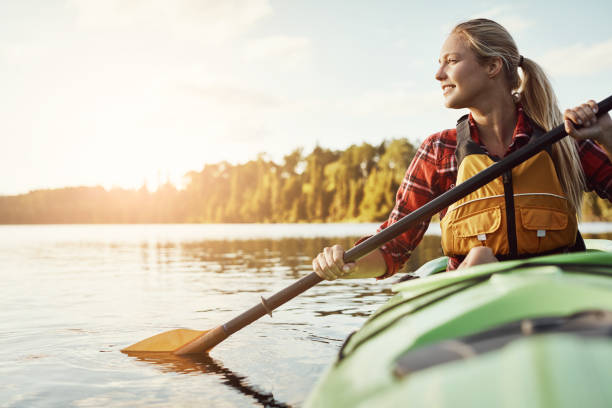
[306,241,612,407]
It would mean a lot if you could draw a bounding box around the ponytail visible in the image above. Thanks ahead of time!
[519,57,586,215]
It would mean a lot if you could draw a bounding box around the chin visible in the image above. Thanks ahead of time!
[443,94,467,110]
[443,98,462,109]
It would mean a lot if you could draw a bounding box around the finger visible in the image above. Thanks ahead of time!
[564,118,576,135]
[323,247,342,279]
[563,109,582,127]
[342,262,356,273]
[320,252,340,280]
[573,106,590,126]
[331,245,346,273]
[585,101,599,126]
[312,256,326,280]
[313,255,335,280]
[565,119,583,140]
[566,118,599,141]
[578,103,597,126]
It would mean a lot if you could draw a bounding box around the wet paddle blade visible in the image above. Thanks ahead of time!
[121,329,208,353]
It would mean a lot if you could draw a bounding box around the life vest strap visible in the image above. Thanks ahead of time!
[502,171,518,258]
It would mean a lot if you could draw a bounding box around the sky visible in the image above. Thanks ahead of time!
[2,0,611,195]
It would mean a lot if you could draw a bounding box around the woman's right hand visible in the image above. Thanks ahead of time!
[564,100,612,144]
[312,244,356,280]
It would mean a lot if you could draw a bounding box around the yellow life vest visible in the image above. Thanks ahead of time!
[441,115,579,258]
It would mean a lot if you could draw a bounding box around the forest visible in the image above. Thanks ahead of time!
[1,138,611,224]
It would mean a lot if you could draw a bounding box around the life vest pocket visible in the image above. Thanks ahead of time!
[517,207,575,253]
[442,206,507,256]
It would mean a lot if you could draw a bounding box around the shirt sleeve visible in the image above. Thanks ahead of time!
[578,139,612,201]
[375,133,445,279]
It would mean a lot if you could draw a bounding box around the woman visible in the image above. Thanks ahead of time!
[313,18,612,281]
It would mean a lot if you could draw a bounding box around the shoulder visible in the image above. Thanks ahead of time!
[416,129,457,162]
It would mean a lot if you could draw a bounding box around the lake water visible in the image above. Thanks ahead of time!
[2,223,611,407]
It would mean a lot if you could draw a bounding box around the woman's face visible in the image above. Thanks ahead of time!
[435,33,490,109]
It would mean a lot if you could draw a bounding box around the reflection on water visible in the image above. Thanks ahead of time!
[125,352,290,408]
[0,224,610,407]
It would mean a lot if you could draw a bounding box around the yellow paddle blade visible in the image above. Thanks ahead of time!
[121,329,208,353]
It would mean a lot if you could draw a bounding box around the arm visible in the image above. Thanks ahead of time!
[565,100,612,203]
[312,133,448,280]
[596,133,612,160]
[564,100,612,160]
[577,138,612,202]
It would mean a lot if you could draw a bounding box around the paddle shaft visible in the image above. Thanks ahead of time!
[349,95,612,258]
[185,95,612,353]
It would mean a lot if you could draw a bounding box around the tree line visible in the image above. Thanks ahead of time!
[1,138,610,224]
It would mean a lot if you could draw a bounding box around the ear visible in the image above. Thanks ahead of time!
[487,57,503,78]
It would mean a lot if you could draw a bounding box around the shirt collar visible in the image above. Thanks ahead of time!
[467,104,532,156]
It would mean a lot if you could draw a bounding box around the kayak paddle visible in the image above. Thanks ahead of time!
[122,94,612,355]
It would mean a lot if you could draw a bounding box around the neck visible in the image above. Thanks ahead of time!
[469,92,517,154]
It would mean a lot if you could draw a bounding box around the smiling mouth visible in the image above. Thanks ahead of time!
[442,85,455,95]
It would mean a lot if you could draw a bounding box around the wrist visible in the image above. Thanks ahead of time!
[600,131,612,148]
[594,125,612,160]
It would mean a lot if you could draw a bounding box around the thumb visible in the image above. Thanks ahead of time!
[564,119,575,135]
[342,262,356,272]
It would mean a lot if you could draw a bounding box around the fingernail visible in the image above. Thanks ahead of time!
[577,119,582,124]
[343,265,350,272]
[593,105,598,113]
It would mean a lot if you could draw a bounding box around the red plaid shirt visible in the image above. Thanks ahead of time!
[376,107,612,278]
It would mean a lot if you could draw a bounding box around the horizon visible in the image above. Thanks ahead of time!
[3,136,404,196]
[2,1,612,195]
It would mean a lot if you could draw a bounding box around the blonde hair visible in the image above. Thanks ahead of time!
[452,18,586,214]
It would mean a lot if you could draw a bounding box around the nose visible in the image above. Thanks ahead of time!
[435,64,446,82]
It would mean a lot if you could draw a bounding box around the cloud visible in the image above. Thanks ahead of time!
[244,35,312,70]
[538,38,612,76]
[68,0,273,42]
[179,83,284,109]
[336,85,442,117]
[472,5,534,33]
[437,5,533,36]
[436,5,533,36]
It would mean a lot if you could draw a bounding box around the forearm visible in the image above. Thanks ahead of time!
[595,133,612,161]
[343,249,387,279]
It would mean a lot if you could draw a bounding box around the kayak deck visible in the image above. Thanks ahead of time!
[306,242,612,407]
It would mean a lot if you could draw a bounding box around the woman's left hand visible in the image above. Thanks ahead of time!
[564,99,612,144]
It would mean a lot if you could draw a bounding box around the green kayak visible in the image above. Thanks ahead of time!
[305,239,612,408]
